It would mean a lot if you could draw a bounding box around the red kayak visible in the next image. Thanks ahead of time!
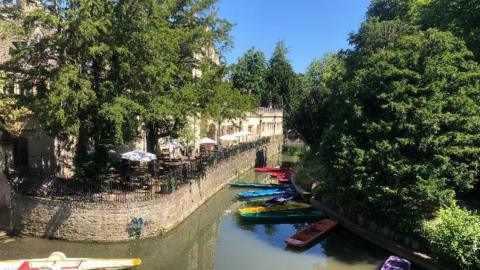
[285,219,338,248]
[256,167,292,172]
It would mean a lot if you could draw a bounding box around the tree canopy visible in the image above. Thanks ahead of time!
[287,55,345,146]
[230,47,268,103]
[266,41,296,108]
[0,0,250,179]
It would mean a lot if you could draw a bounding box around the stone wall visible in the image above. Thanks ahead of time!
[0,171,11,230]
[11,139,282,242]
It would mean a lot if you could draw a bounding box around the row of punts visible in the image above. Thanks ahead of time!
[234,166,412,269]
[234,166,338,249]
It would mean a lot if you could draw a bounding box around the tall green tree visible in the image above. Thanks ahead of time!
[288,55,346,147]
[230,47,267,104]
[366,0,415,21]
[0,0,239,179]
[110,0,233,153]
[199,63,255,126]
[319,20,480,230]
[266,41,296,108]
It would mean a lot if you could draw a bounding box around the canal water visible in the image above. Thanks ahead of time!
[0,153,394,270]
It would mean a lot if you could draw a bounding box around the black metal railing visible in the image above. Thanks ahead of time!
[10,136,278,203]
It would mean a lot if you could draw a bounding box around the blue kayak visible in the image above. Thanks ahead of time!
[237,188,295,199]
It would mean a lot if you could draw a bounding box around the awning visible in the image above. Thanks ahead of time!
[199,137,217,144]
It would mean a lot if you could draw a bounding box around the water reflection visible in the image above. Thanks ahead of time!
[0,154,396,270]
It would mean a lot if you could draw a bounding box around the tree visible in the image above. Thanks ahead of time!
[416,0,480,62]
[199,64,255,126]
[0,95,31,137]
[319,20,480,230]
[0,0,238,180]
[366,0,415,21]
[230,47,267,104]
[288,55,346,147]
[111,0,234,153]
[266,41,296,108]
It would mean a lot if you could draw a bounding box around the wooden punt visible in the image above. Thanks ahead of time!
[285,219,338,248]
[0,252,142,270]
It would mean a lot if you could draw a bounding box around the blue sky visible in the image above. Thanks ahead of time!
[218,0,371,73]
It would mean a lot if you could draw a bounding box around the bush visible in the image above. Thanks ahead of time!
[423,206,480,270]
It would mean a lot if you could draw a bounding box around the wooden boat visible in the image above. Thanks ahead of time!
[239,209,325,223]
[229,181,284,188]
[239,202,311,214]
[262,193,296,206]
[381,256,411,270]
[245,192,296,206]
[236,188,294,199]
[255,167,292,172]
[285,219,338,248]
[0,252,142,270]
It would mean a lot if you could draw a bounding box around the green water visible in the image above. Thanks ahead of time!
[0,154,395,270]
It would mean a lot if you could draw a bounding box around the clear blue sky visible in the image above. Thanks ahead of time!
[218,0,371,73]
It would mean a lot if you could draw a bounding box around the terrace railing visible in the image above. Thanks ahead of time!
[9,136,278,203]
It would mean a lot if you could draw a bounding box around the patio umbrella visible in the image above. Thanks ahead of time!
[199,137,217,144]
[219,134,238,141]
[121,150,157,162]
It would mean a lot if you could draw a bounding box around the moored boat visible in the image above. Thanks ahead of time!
[236,188,294,199]
[381,256,411,270]
[229,181,285,188]
[285,219,338,248]
[262,192,296,206]
[245,192,296,206]
[239,202,311,214]
[0,252,142,270]
[239,209,325,223]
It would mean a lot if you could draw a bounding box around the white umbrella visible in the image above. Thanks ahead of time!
[121,150,157,162]
[199,137,217,144]
[219,134,238,141]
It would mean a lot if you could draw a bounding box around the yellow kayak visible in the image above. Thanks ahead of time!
[239,203,311,214]
[0,252,142,270]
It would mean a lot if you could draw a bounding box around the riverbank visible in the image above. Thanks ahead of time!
[9,138,282,242]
